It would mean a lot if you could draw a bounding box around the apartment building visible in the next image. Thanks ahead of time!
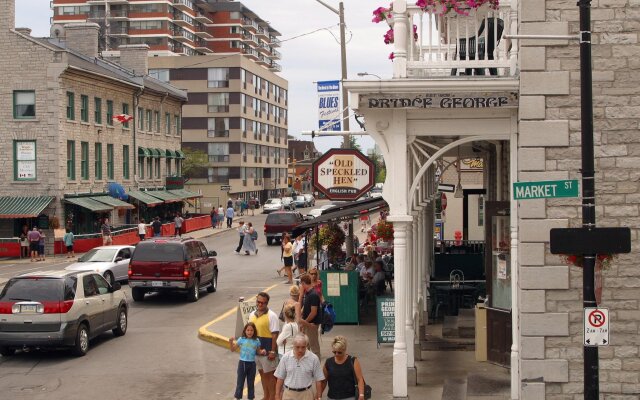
[50,0,282,72]
[149,54,288,208]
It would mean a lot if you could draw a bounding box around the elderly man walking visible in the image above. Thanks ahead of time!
[249,292,280,400]
[274,333,324,400]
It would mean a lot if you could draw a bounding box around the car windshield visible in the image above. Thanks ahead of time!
[131,242,185,262]
[266,214,299,224]
[77,248,118,262]
[295,196,305,201]
[266,199,281,205]
[0,278,66,302]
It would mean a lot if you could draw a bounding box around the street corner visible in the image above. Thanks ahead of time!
[198,326,232,350]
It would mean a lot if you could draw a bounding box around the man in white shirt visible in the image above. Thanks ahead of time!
[274,334,324,400]
[137,218,147,241]
[359,260,374,282]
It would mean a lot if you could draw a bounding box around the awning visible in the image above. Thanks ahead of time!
[138,147,150,157]
[156,148,166,158]
[90,196,135,210]
[292,197,388,237]
[149,148,161,158]
[65,197,114,213]
[165,149,177,158]
[168,189,203,200]
[0,196,54,219]
[175,150,186,159]
[145,190,183,203]
[126,190,164,207]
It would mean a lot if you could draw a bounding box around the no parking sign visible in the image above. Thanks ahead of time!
[584,308,609,346]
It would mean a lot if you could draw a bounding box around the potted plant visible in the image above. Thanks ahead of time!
[562,254,616,304]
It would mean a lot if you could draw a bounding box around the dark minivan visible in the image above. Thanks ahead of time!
[128,237,218,302]
[264,211,304,245]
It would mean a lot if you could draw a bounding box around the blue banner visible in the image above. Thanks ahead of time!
[317,80,341,131]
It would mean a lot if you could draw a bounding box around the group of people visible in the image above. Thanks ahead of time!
[235,221,259,256]
[136,214,181,241]
[230,282,366,400]
[210,198,260,230]
[19,225,47,262]
[277,234,308,285]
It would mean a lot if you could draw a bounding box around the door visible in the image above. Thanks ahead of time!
[484,201,512,366]
[82,275,105,335]
[94,273,118,329]
[197,242,214,284]
[113,247,132,281]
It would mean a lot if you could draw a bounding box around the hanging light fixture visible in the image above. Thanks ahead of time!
[454,146,463,198]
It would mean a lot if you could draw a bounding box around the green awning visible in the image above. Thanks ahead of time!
[175,150,186,159]
[138,147,150,157]
[65,197,113,212]
[127,190,163,207]
[149,148,161,158]
[90,196,134,210]
[0,196,54,219]
[165,149,177,158]
[168,189,203,200]
[156,148,166,158]
[145,190,183,203]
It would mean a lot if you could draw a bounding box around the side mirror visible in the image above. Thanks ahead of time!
[111,282,122,291]
[115,257,124,262]
[209,250,217,257]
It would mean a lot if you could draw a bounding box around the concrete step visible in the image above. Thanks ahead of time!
[457,308,476,339]
[466,371,511,399]
[441,377,467,400]
[442,316,458,337]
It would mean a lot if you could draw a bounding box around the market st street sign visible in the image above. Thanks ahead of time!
[514,179,579,200]
[312,148,375,201]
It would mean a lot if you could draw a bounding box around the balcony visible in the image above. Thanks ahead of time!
[269,62,282,73]
[242,47,260,61]
[194,28,213,39]
[195,39,213,53]
[194,12,212,24]
[402,3,516,78]
[109,26,129,36]
[172,12,192,28]
[87,0,128,4]
[270,48,282,60]
[269,36,281,47]
[88,9,128,20]
[208,155,230,163]
[172,0,193,12]
[242,33,258,45]
[257,55,270,66]
[256,26,268,39]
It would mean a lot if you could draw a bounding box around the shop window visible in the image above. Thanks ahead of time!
[13,90,35,119]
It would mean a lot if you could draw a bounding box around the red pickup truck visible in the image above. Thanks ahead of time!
[128,237,218,302]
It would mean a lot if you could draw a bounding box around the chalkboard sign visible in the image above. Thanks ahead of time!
[376,296,395,344]
[37,214,49,229]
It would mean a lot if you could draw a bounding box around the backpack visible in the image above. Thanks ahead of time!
[321,302,336,334]
[250,230,258,240]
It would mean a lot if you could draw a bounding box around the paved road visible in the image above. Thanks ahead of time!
[0,205,316,400]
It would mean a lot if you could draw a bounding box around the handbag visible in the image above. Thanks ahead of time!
[351,356,372,399]
[250,229,258,240]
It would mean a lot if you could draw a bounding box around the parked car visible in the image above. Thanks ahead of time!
[303,194,316,207]
[128,237,218,303]
[305,208,325,220]
[281,197,296,210]
[0,270,128,357]
[293,195,308,208]
[264,211,304,246]
[263,198,284,213]
[65,245,135,285]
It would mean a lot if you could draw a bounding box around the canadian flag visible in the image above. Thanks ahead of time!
[112,114,133,124]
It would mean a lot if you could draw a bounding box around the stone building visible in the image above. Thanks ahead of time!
[346,1,639,398]
[0,0,186,244]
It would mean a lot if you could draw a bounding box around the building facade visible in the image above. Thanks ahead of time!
[288,139,321,193]
[50,0,282,71]
[0,2,187,244]
[149,54,288,209]
[347,1,639,399]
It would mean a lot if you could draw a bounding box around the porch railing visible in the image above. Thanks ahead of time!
[400,2,517,78]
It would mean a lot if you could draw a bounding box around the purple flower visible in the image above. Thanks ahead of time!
[389,52,395,60]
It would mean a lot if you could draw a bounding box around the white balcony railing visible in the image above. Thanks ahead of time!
[397,1,517,78]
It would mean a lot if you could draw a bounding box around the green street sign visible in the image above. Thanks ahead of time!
[514,179,579,200]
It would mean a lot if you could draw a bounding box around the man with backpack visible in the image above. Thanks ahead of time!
[299,274,322,358]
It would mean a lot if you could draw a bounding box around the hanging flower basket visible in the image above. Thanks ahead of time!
[562,254,616,304]
[416,0,499,16]
[376,220,395,242]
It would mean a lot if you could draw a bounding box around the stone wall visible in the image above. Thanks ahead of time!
[519,1,639,398]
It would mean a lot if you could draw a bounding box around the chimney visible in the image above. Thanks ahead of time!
[118,44,149,76]
[14,27,31,36]
[2,0,15,33]
[64,22,100,58]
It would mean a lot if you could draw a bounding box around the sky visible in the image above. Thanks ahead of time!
[15,0,393,153]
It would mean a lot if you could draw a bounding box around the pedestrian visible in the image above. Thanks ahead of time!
[137,218,147,241]
[27,226,40,262]
[235,221,246,254]
[19,225,29,259]
[249,197,256,216]
[299,274,322,358]
[63,228,75,258]
[151,216,162,237]
[295,235,308,276]
[240,199,246,216]
[229,322,265,400]
[101,218,112,245]
[242,222,258,255]
[279,285,301,324]
[274,333,324,400]
[281,235,294,284]
[174,212,184,237]
[210,207,218,229]
[217,204,224,228]
[248,292,280,400]
[276,304,299,358]
[37,229,46,262]
[304,268,324,305]
[226,204,235,228]
[320,336,366,400]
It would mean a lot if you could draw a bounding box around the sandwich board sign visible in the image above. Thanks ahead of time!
[376,296,395,345]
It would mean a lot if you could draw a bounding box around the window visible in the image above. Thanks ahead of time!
[207,117,229,138]
[107,144,114,179]
[165,113,171,135]
[13,90,35,119]
[149,69,170,83]
[122,103,130,128]
[138,156,144,179]
[175,158,181,176]
[80,95,89,122]
[123,145,130,179]
[67,140,75,180]
[155,158,160,178]
[138,107,144,130]
[93,97,102,124]
[147,158,152,179]
[95,143,102,180]
[166,157,172,176]
[80,142,89,180]
[146,109,152,131]
[66,92,75,120]
[208,93,229,113]
[106,100,113,126]
[208,167,229,183]
[208,143,229,162]
[207,68,230,88]
[13,140,36,181]
[174,115,181,135]
[154,111,160,132]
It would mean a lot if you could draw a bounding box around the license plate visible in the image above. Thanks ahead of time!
[151,281,164,287]
[20,304,37,313]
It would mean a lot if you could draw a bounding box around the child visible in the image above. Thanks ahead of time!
[229,322,265,400]
[63,229,75,258]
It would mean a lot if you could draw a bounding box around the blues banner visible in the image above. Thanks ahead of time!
[317,80,341,131]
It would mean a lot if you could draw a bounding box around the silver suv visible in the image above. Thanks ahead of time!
[0,270,128,357]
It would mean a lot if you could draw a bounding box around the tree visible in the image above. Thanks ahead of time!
[181,147,208,182]
[345,135,362,152]
[369,151,386,184]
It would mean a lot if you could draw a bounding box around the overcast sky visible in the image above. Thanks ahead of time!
[15,0,393,153]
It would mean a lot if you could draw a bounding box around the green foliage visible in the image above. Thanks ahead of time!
[182,147,208,181]
[317,223,346,261]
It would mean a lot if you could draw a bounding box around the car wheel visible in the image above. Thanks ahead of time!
[0,346,15,357]
[71,323,89,357]
[187,277,200,302]
[131,287,145,302]
[266,237,273,246]
[112,307,128,337]
[207,271,217,293]
[103,271,115,286]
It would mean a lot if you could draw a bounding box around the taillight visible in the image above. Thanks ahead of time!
[42,300,74,314]
[128,265,133,277]
[0,302,14,314]
[183,262,190,278]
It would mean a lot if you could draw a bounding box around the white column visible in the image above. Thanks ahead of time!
[392,0,408,78]
[405,217,415,369]
[510,120,520,399]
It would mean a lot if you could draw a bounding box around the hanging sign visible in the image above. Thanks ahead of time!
[376,296,395,344]
[363,92,519,109]
[317,80,341,131]
[584,308,609,346]
[312,149,375,201]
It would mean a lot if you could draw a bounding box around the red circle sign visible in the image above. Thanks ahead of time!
[588,310,606,328]
[441,193,448,210]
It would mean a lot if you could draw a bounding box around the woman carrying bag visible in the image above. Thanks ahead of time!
[275,304,299,357]
[321,336,370,400]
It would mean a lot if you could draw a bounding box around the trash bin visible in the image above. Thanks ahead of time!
[320,270,359,324]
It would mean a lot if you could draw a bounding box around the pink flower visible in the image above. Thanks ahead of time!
[383,28,394,44]
[372,6,392,23]
[389,52,395,60]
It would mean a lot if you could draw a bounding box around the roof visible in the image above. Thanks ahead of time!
[0,196,54,219]
[288,140,320,161]
[126,190,164,207]
[168,189,203,200]
[144,190,183,203]
[89,195,134,210]
[64,197,114,212]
